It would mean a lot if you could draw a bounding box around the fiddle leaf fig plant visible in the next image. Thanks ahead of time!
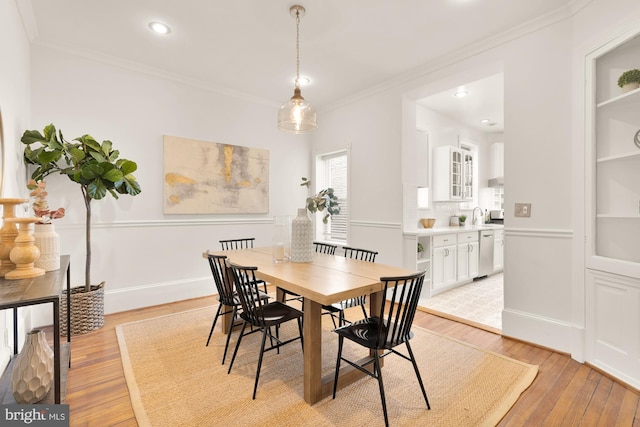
[300,177,340,224]
[22,123,141,291]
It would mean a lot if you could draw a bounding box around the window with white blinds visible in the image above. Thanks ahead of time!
[317,151,348,244]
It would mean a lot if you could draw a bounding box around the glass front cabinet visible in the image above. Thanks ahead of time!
[432,145,474,202]
[585,27,640,389]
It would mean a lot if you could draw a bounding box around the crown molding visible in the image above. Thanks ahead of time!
[30,39,280,108]
[323,1,595,113]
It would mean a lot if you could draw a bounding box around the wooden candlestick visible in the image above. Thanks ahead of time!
[0,198,29,277]
[5,217,45,280]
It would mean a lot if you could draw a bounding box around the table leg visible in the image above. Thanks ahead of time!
[303,298,322,404]
[369,290,383,317]
[368,290,385,364]
[219,303,235,334]
[53,298,60,404]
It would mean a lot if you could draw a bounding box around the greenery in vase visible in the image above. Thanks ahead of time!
[300,177,340,224]
[27,179,66,224]
[417,242,424,253]
[22,123,142,291]
[458,214,467,223]
[617,69,640,87]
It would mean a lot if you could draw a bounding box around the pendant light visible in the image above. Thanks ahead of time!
[277,5,317,134]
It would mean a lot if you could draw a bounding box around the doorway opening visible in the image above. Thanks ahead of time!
[410,72,505,332]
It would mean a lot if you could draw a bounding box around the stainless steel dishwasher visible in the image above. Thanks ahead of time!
[477,230,495,278]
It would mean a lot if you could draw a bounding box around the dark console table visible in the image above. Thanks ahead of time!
[0,255,71,404]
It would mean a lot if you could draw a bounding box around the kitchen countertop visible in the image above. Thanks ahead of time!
[408,223,504,236]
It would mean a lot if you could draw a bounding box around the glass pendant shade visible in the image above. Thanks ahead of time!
[278,87,317,134]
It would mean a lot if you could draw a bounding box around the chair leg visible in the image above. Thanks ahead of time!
[373,351,389,427]
[405,341,430,410]
[329,311,338,329]
[360,303,368,319]
[253,328,269,399]
[332,335,344,399]
[206,304,222,346]
[227,321,247,375]
[221,306,238,365]
[297,317,304,351]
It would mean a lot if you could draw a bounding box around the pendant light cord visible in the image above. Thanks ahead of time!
[295,8,300,89]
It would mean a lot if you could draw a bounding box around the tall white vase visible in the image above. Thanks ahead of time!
[290,208,313,262]
[33,223,60,271]
[11,329,54,404]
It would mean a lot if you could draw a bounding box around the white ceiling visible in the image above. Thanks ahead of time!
[24,0,580,126]
[417,73,504,133]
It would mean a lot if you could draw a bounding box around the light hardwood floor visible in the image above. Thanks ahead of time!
[56,295,640,426]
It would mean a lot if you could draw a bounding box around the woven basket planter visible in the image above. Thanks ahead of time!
[60,281,105,336]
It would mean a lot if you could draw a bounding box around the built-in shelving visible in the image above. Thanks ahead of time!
[584,26,640,390]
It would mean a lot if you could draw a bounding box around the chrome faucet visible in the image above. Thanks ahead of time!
[472,207,483,225]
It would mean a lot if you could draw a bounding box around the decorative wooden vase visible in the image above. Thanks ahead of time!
[11,329,54,404]
[290,208,313,262]
[0,198,28,277]
[5,217,45,280]
[33,223,61,271]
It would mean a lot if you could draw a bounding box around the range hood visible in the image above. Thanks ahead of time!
[488,177,504,188]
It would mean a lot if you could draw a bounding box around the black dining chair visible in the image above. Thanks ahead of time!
[332,271,430,427]
[219,237,255,250]
[343,246,378,262]
[204,251,269,364]
[219,238,269,294]
[227,263,304,399]
[322,247,379,327]
[314,241,338,255]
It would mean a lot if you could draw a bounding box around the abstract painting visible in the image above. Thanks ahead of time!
[163,135,269,214]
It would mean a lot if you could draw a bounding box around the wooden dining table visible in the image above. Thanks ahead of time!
[204,246,415,404]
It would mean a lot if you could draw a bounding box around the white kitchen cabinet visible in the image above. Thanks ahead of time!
[432,234,457,292]
[493,229,504,272]
[432,145,474,202]
[489,142,504,179]
[457,231,479,281]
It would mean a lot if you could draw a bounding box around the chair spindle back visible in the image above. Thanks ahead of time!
[343,246,378,262]
[220,238,255,250]
[376,271,425,348]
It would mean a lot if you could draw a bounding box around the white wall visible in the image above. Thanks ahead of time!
[0,0,34,373]
[312,90,405,266]
[315,0,640,388]
[28,45,312,319]
[316,16,577,354]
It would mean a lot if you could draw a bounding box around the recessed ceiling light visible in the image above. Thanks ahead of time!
[453,90,469,98]
[149,22,171,35]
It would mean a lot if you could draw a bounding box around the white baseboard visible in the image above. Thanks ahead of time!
[502,308,577,357]
[31,277,214,328]
[105,277,213,314]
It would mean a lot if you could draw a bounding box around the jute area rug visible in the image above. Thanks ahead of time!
[116,306,537,426]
